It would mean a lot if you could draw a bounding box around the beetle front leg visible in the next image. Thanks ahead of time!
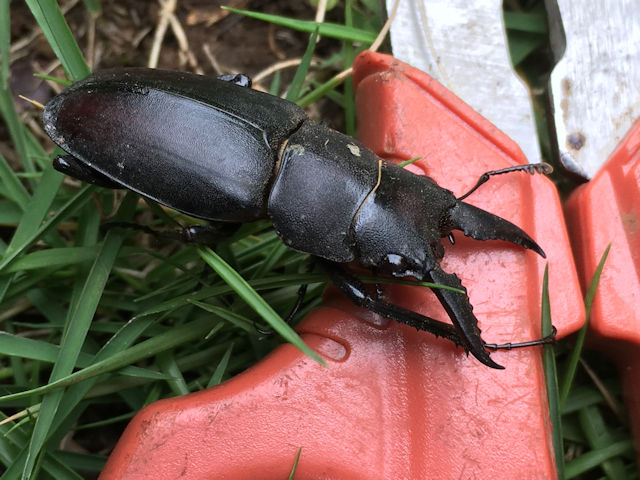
[425,265,504,369]
[321,261,465,347]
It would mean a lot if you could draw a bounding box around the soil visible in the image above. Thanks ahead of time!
[4,0,347,165]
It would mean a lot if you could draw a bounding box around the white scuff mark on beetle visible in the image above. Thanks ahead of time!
[288,144,305,156]
[347,143,361,157]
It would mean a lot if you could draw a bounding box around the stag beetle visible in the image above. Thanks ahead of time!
[42,68,552,369]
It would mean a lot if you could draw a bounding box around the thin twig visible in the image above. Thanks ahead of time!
[148,0,176,68]
[252,58,319,84]
[316,0,400,87]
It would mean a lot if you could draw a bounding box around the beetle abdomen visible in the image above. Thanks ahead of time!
[268,122,381,262]
[43,69,308,222]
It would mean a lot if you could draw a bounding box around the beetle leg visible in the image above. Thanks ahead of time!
[54,155,124,189]
[216,73,252,88]
[424,265,504,369]
[181,223,240,244]
[321,261,465,348]
[448,201,546,258]
[484,326,557,351]
[457,163,553,201]
[101,221,239,245]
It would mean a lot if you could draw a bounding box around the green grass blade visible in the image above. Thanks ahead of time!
[3,246,101,273]
[503,11,547,34]
[297,74,344,108]
[0,317,218,402]
[288,447,302,480]
[564,440,634,479]
[20,193,136,479]
[541,265,564,480]
[207,342,234,387]
[0,153,30,210]
[25,0,90,81]
[286,28,318,102]
[157,351,189,396]
[81,0,101,16]
[222,7,376,44]
[0,179,91,273]
[0,332,164,379]
[0,0,9,89]
[0,86,33,175]
[343,0,356,137]
[199,247,323,364]
[578,405,628,479]
[559,244,611,407]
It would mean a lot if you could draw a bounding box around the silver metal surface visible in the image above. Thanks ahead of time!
[547,0,640,178]
[386,0,541,164]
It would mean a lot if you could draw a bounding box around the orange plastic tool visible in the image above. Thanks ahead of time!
[100,51,584,479]
[564,120,640,454]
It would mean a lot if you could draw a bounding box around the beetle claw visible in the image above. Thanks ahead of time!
[449,201,545,258]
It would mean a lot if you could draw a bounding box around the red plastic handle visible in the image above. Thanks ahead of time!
[100,52,584,479]
[565,119,640,458]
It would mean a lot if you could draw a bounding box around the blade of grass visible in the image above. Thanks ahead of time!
[157,351,189,396]
[503,11,548,34]
[559,244,611,407]
[0,180,92,274]
[564,440,633,479]
[0,85,33,175]
[25,0,90,81]
[2,246,101,273]
[285,28,318,102]
[343,0,356,136]
[20,193,136,479]
[288,447,302,480]
[578,405,628,479]
[198,247,323,364]
[0,333,165,380]
[0,316,220,403]
[222,7,376,44]
[0,153,30,211]
[207,342,234,387]
[0,0,9,89]
[541,264,565,480]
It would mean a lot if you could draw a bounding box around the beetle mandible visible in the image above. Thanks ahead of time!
[42,68,551,369]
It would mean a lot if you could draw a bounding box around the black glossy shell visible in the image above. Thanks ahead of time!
[268,122,381,262]
[43,69,308,222]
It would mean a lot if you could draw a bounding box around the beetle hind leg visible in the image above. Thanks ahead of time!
[102,221,240,246]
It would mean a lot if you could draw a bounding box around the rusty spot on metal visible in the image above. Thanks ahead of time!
[567,132,586,150]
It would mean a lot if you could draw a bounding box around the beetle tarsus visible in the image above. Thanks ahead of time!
[484,326,557,351]
[256,283,309,336]
[457,162,553,201]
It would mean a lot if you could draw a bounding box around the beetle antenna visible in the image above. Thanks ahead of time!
[484,326,557,351]
[458,163,553,201]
